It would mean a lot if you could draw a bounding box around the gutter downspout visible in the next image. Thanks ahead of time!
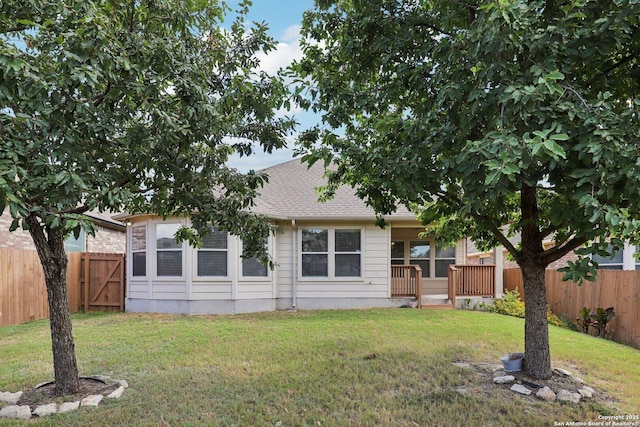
[291,219,298,311]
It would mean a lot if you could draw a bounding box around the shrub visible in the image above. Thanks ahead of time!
[488,290,525,318]
[488,290,571,328]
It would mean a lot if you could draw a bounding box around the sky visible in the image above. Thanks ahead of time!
[225,0,317,173]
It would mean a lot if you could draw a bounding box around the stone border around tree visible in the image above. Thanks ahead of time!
[0,375,127,420]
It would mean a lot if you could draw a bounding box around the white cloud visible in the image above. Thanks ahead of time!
[257,25,303,75]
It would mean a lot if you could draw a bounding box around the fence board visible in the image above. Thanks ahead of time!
[0,249,120,327]
[504,268,640,349]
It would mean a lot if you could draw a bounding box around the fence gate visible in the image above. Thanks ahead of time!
[81,253,125,312]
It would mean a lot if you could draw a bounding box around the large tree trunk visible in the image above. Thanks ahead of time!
[518,184,552,379]
[520,261,552,379]
[26,215,80,396]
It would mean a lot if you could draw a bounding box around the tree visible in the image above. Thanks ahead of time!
[293,0,640,379]
[1,0,293,395]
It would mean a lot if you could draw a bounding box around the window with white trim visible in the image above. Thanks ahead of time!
[197,227,228,277]
[592,244,623,270]
[391,240,405,265]
[301,229,329,277]
[335,229,361,277]
[131,225,146,277]
[156,223,182,276]
[300,228,363,278]
[242,238,268,277]
[435,245,456,277]
[410,241,430,277]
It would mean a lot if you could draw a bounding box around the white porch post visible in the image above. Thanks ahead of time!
[622,241,635,270]
[494,247,504,298]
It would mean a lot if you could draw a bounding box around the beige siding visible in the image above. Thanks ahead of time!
[275,223,294,299]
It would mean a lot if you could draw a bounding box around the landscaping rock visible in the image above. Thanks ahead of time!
[536,386,556,402]
[0,391,23,405]
[81,394,103,407]
[118,379,129,389]
[33,403,58,417]
[107,386,125,399]
[578,386,594,399]
[510,384,532,395]
[553,367,572,376]
[58,401,80,413]
[557,389,581,403]
[493,375,515,384]
[0,405,32,420]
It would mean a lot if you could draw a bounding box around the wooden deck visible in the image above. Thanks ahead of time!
[391,264,496,309]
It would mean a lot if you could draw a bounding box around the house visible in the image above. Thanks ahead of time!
[117,159,499,315]
[0,210,125,254]
[467,234,640,271]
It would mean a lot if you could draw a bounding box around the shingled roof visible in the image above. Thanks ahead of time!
[252,158,416,221]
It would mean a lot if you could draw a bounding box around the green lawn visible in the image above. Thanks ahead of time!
[0,309,638,426]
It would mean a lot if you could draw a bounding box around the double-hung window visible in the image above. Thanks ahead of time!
[301,228,362,278]
[592,244,623,270]
[197,227,228,277]
[335,229,361,277]
[435,246,456,277]
[301,229,329,277]
[156,224,182,277]
[242,238,268,278]
[131,225,147,277]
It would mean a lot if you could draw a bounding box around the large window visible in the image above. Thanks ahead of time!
[410,241,430,277]
[302,229,328,277]
[156,224,182,276]
[301,228,362,278]
[592,244,623,270]
[391,240,405,265]
[65,229,85,252]
[406,240,456,278]
[131,225,146,277]
[335,229,361,277]
[435,246,456,277]
[198,227,228,277]
[242,238,268,277]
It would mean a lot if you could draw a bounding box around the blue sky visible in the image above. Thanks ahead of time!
[226,0,317,173]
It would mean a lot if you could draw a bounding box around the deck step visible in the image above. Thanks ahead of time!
[420,303,454,309]
[420,296,454,309]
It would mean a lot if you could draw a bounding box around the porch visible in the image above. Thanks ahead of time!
[391,264,496,308]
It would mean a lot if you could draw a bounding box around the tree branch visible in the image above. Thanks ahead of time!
[542,235,589,265]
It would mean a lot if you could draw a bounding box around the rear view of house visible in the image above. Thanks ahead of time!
[118,159,484,315]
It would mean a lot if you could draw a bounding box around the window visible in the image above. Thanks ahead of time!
[131,226,146,277]
[335,229,361,277]
[593,244,623,270]
[197,227,228,277]
[391,240,405,265]
[242,238,268,277]
[410,241,430,277]
[65,229,85,252]
[302,229,328,277]
[156,223,182,276]
[435,245,456,277]
[300,228,362,278]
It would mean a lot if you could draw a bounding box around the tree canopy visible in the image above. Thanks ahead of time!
[293,0,640,378]
[1,0,293,394]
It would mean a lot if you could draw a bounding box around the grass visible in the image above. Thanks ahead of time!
[0,309,638,426]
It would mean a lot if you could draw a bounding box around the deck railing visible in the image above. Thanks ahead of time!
[390,265,422,306]
[448,265,495,297]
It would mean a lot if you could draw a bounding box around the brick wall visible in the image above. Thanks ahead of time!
[0,211,125,253]
[86,225,126,253]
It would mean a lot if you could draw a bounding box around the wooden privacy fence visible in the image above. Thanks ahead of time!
[504,268,640,349]
[0,249,125,327]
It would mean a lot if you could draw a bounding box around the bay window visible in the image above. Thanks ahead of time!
[131,225,146,277]
[156,223,182,276]
[197,227,228,277]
